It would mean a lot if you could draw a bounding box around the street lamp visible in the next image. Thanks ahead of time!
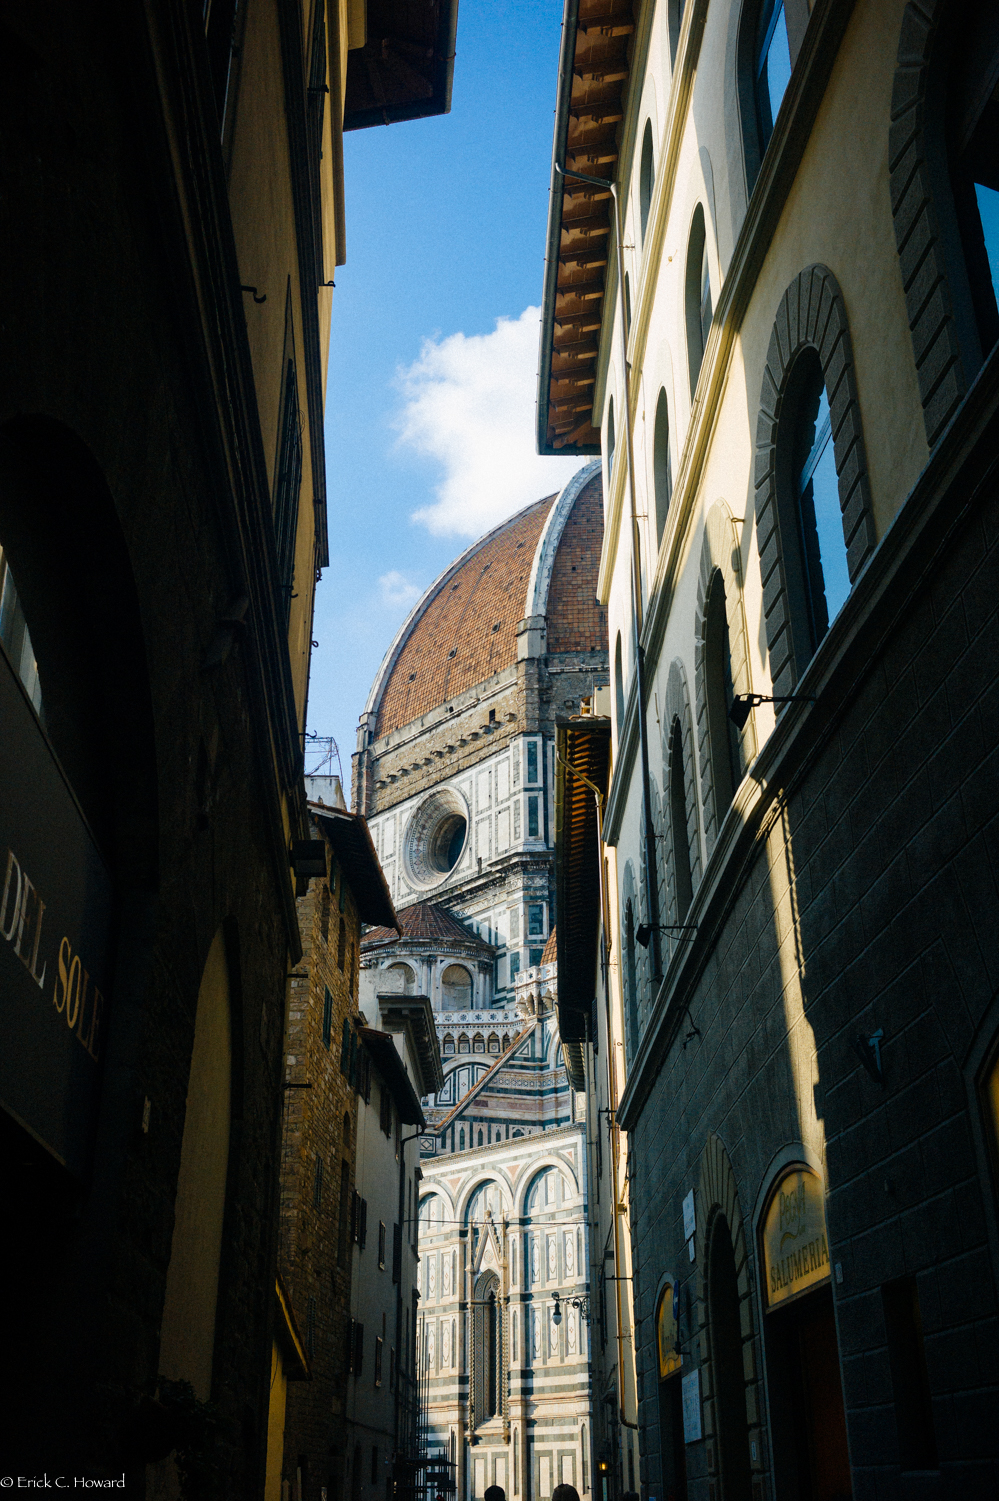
[551,1290,590,1326]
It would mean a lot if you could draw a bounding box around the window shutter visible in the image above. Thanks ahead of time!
[392,1222,402,1283]
[354,1320,364,1377]
[359,1197,368,1250]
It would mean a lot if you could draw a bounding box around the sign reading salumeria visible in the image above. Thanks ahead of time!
[762,1168,830,1308]
[0,647,113,1178]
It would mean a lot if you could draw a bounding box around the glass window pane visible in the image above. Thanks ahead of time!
[765,7,791,129]
[974,183,999,303]
[808,422,851,624]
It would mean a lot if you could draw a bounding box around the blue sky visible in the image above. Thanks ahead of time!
[308,0,585,782]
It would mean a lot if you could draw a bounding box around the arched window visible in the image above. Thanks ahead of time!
[624,897,639,1061]
[755,1,790,153]
[473,1272,501,1423]
[472,1033,485,1054]
[386,961,416,995]
[614,632,625,727]
[606,397,616,479]
[459,1127,466,1150]
[653,389,673,545]
[477,1129,484,1146]
[707,1212,752,1498]
[639,120,655,244]
[668,717,694,920]
[945,6,999,358]
[458,1033,470,1054]
[441,964,471,1009]
[888,3,999,444]
[668,0,686,63]
[487,1032,501,1054]
[442,1033,455,1055]
[780,349,851,661]
[685,206,712,396]
[704,570,743,816]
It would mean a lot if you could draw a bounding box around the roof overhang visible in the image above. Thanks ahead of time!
[554,715,612,1046]
[359,1025,427,1126]
[376,994,445,1096]
[274,1274,310,1381]
[343,0,459,132]
[310,803,398,929]
[537,0,635,456]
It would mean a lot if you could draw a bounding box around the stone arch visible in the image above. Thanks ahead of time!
[753,265,877,701]
[517,1157,580,1218]
[460,1174,513,1225]
[441,963,472,1009]
[888,1,979,447]
[694,502,757,852]
[693,1134,763,1493]
[661,659,702,945]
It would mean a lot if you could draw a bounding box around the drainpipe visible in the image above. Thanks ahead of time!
[554,163,662,987]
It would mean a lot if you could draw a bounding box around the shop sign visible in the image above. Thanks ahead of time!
[762,1168,830,1308]
[0,647,113,1178]
[656,1279,681,1379]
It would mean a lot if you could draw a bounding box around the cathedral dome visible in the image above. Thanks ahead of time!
[365,461,606,741]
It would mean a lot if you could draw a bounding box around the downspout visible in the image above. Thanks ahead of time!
[557,754,637,1434]
[397,1128,423,1468]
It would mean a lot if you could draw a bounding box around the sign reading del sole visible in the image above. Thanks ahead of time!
[762,1167,830,1308]
[0,646,113,1177]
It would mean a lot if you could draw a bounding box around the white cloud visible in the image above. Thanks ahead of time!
[394,306,586,536]
[378,570,422,609]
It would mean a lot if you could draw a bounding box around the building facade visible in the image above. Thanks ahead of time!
[274,795,402,1501]
[353,471,612,1501]
[0,0,456,1488]
[539,1,999,1498]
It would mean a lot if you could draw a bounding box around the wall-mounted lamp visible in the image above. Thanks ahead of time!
[853,1028,885,1087]
[552,1290,590,1326]
[635,921,696,947]
[728,692,816,730]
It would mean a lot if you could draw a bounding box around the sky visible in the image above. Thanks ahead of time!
[307,0,586,783]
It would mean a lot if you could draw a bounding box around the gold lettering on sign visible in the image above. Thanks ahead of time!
[1,847,48,988]
[762,1168,831,1309]
[3,842,105,1059]
[1,849,21,941]
[52,936,103,1060]
[54,935,71,1013]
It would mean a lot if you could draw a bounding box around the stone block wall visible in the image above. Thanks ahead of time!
[626,429,999,1498]
[280,855,362,1496]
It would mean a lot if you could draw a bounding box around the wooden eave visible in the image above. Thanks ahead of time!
[553,716,612,1043]
[537,0,635,456]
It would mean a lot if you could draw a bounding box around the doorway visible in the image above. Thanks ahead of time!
[765,1285,851,1501]
[657,1372,687,1501]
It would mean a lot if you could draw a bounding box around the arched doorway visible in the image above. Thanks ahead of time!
[760,1167,851,1501]
[707,1211,752,1501]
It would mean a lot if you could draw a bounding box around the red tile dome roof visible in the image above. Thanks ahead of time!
[368,465,606,740]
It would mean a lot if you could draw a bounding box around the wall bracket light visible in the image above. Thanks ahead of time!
[729,692,815,730]
[636,921,697,947]
[853,1028,885,1087]
[552,1290,590,1326]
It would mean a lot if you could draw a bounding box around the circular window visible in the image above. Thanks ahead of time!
[403,788,469,888]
